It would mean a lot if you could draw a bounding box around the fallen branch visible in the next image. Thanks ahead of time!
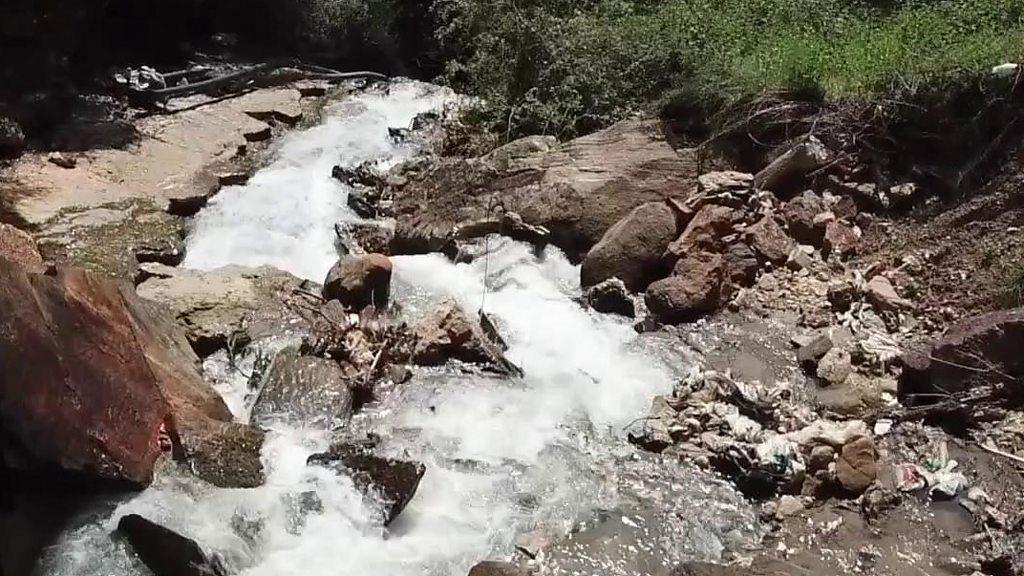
[979,442,1024,466]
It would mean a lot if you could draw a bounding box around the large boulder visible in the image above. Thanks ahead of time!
[835,436,878,494]
[644,251,724,324]
[901,307,1024,401]
[411,300,521,375]
[745,216,795,265]
[579,201,678,291]
[323,254,393,311]
[117,514,226,576]
[0,223,45,272]
[0,260,261,487]
[251,348,354,427]
[782,191,828,246]
[392,119,698,259]
[136,264,314,356]
[308,444,425,525]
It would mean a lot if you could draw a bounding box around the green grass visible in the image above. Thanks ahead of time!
[434,0,1024,137]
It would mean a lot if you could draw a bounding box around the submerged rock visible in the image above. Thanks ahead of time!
[251,347,354,427]
[117,514,226,576]
[580,201,678,291]
[308,444,425,525]
[467,561,527,576]
[584,277,635,317]
[323,254,393,311]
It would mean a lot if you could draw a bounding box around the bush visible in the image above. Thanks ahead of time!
[435,0,1024,138]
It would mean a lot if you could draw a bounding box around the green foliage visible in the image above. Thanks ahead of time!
[1003,257,1024,308]
[434,0,1024,138]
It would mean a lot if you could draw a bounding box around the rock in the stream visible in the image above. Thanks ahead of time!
[467,561,527,576]
[117,514,226,576]
[645,251,724,324]
[0,261,258,487]
[323,254,393,311]
[251,348,354,427]
[901,307,1024,400]
[584,277,635,317]
[835,436,878,494]
[412,300,521,375]
[136,264,313,356]
[580,201,678,291]
[0,222,45,273]
[753,136,830,196]
[308,445,425,525]
[339,222,395,255]
[745,216,795,265]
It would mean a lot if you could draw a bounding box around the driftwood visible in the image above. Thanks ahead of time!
[129,60,388,108]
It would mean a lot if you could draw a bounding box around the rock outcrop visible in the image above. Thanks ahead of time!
[0,260,262,487]
[391,119,698,259]
[323,254,393,311]
[411,300,521,376]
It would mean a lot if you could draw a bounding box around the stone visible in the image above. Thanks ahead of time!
[864,275,909,312]
[753,136,830,196]
[796,333,834,370]
[0,261,250,487]
[832,195,859,220]
[46,152,76,169]
[822,220,860,257]
[745,216,795,264]
[698,171,753,194]
[411,300,520,375]
[888,183,920,207]
[836,436,878,494]
[827,280,858,312]
[645,251,724,324]
[180,421,266,488]
[0,223,45,273]
[347,186,381,219]
[816,347,853,386]
[901,307,1024,400]
[807,445,836,472]
[137,264,313,356]
[584,277,636,317]
[467,561,527,576]
[323,254,393,311]
[723,240,759,289]
[135,238,187,267]
[343,223,394,255]
[117,514,226,576]
[776,495,805,518]
[783,191,827,245]
[664,204,742,263]
[251,348,354,427]
[580,201,678,291]
[785,247,814,271]
[308,444,425,525]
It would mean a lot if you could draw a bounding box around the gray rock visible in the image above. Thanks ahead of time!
[308,445,425,525]
[323,254,393,311]
[816,347,852,386]
[753,136,830,196]
[580,201,678,291]
[796,333,834,370]
[467,561,527,576]
[584,277,636,317]
[117,514,226,576]
[864,275,910,312]
[252,348,354,427]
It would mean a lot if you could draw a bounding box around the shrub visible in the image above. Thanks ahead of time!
[435,0,1024,138]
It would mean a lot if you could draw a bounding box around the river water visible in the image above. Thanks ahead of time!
[38,81,759,576]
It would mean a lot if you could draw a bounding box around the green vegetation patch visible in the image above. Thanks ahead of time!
[434,0,1024,137]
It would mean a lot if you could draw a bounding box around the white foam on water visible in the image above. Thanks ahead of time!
[39,80,758,576]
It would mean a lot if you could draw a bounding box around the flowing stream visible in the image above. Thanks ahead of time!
[39,81,759,576]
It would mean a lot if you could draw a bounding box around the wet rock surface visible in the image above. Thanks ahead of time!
[117,514,226,576]
[322,253,393,311]
[251,347,355,427]
[308,444,425,526]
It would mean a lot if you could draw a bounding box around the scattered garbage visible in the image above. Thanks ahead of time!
[894,440,969,499]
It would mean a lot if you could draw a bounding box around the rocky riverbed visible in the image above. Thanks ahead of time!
[1,77,1023,576]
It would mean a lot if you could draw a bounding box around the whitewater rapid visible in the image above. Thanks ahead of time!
[38,81,758,576]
